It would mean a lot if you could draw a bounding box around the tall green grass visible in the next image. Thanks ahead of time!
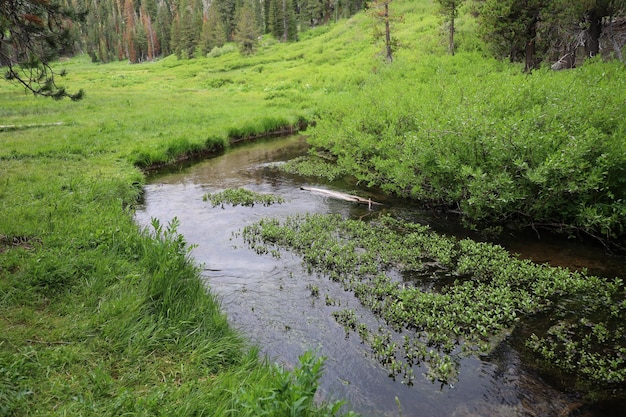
[0,5,382,416]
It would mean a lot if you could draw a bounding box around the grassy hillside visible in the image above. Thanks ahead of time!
[1,0,624,415]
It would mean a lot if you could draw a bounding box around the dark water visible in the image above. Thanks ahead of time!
[135,135,625,417]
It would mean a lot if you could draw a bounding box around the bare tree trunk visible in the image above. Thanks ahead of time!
[525,39,536,72]
[384,2,393,62]
[524,16,539,72]
[586,9,602,57]
[449,14,455,56]
[607,14,625,62]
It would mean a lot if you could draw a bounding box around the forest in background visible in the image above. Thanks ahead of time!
[2,0,624,68]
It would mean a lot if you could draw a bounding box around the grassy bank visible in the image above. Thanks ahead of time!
[0,9,379,417]
[306,56,626,246]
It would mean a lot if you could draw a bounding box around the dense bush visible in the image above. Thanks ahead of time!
[307,56,626,245]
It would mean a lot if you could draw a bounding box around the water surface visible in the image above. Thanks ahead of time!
[135,135,625,417]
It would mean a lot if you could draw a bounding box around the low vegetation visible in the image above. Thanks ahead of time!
[242,213,626,398]
[306,58,626,247]
[203,188,285,207]
[1,0,624,414]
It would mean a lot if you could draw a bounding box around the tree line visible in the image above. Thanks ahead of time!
[75,0,623,67]
[475,0,625,71]
[1,0,624,99]
[65,0,366,63]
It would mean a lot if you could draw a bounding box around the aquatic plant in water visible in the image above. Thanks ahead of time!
[203,188,285,208]
[278,155,348,182]
[242,213,626,398]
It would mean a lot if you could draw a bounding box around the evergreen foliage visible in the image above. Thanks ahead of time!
[234,0,262,54]
[268,0,298,42]
[478,0,626,69]
[436,0,464,55]
[0,0,85,99]
[9,0,620,66]
[367,0,402,62]
[200,2,227,55]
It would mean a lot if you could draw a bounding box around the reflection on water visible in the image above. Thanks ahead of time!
[135,136,625,417]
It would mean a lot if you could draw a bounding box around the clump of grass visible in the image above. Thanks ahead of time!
[203,188,285,208]
[279,155,348,182]
[235,351,359,417]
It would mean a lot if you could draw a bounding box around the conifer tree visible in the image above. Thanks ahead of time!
[0,0,84,99]
[200,3,227,54]
[123,0,139,62]
[479,0,546,71]
[213,0,240,40]
[171,0,202,58]
[140,0,160,60]
[269,0,297,41]
[234,0,261,54]
[368,0,402,62]
[156,0,173,56]
[436,0,464,55]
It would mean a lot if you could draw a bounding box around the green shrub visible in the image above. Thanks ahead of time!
[306,58,626,243]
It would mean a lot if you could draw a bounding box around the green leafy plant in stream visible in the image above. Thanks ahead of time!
[203,188,285,208]
[242,213,626,395]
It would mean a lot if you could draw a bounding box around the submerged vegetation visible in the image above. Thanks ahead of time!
[243,213,626,397]
[1,0,625,414]
[203,188,285,208]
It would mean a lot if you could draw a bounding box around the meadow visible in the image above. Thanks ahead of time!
[1,0,624,414]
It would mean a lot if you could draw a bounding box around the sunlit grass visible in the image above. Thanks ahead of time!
[0,2,395,415]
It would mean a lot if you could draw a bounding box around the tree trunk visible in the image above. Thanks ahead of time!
[282,0,288,42]
[384,2,393,62]
[525,38,536,72]
[524,16,539,72]
[449,14,455,55]
[586,9,602,58]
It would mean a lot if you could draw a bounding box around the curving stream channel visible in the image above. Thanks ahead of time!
[135,135,625,417]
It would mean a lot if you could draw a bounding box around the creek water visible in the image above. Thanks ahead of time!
[135,135,625,417]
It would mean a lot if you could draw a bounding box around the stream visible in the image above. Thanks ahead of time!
[135,135,625,417]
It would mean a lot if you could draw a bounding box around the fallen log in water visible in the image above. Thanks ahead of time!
[300,186,383,207]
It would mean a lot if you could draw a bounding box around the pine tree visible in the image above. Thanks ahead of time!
[234,0,261,54]
[123,0,138,62]
[0,0,84,99]
[156,0,173,56]
[368,0,402,62]
[269,0,297,41]
[436,0,464,55]
[213,0,240,41]
[479,0,547,71]
[200,2,227,54]
[171,0,202,58]
[140,0,160,60]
